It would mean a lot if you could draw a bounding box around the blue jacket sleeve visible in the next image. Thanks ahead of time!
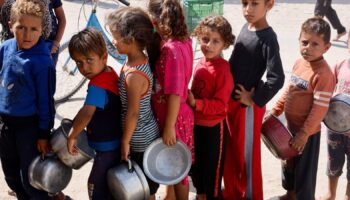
[35,62,56,139]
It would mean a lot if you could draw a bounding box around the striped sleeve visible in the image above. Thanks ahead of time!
[300,72,335,136]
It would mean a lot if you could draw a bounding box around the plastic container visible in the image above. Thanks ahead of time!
[183,0,224,32]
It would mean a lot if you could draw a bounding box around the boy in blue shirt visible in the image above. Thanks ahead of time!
[0,0,55,199]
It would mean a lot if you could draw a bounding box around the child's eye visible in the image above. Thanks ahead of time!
[201,37,209,43]
[87,58,94,63]
[311,42,319,47]
[75,61,82,66]
[213,39,220,44]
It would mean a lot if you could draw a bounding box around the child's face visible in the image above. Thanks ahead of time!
[198,27,225,61]
[10,14,43,50]
[299,31,331,62]
[111,31,130,55]
[71,51,108,79]
[241,0,272,28]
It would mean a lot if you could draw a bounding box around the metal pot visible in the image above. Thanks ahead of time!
[261,114,299,160]
[50,118,95,169]
[107,159,150,200]
[324,93,350,134]
[143,138,192,185]
[28,154,72,194]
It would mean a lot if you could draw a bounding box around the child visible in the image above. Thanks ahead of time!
[148,0,194,199]
[0,0,66,65]
[223,0,285,199]
[66,27,122,200]
[271,17,335,200]
[105,7,160,200]
[319,32,350,200]
[187,15,235,200]
[0,0,55,199]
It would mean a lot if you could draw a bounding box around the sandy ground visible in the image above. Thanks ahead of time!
[1,0,350,199]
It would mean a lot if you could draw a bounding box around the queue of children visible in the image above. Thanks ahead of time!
[0,0,348,199]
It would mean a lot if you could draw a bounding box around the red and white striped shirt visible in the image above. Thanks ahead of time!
[273,58,335,136]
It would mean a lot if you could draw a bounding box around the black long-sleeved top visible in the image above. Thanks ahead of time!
[229,23,285,107]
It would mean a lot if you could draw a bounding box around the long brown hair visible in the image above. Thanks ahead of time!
[106,7,160,71]
[148,0,189,41]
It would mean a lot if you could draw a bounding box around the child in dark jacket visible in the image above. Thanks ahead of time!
[0,0,55,199]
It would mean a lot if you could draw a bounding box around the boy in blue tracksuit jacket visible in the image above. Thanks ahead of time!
[0,0,55,199]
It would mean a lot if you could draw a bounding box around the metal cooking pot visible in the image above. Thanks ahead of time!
[28,154,72,194]
[51,118,95,169]
[324,93,350,134]
[261,114,299,160]
[107,159,150,200]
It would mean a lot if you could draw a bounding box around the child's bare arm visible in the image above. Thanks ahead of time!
[163,94,181,145]
[187,90,195,108]
[163,94,180,146]
[51,6,66,54]
[67,105,96,154]
[121,72,148,160]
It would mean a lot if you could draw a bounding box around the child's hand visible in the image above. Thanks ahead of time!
[67,136,78,155]
[51,41,60,54]
[235,84,255,106]
[290,132,308,153]
[37,139,51,156]
[187,90,196,108]
[162,126,177,146]
[121,142,130,161]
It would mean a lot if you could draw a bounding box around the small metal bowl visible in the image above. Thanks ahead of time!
[143,138,192,185]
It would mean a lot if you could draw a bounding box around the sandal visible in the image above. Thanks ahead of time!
[7,190,16,197]
[333,31,347,41]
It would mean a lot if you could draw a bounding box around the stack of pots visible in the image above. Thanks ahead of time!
[28,118,96,194]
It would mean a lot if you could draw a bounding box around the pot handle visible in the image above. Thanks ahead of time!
[126,159,134,173]
[40,152,56,161]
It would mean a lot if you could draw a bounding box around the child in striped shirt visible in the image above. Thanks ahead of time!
[271,17,336,200]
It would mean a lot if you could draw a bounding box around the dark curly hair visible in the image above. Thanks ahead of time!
[301,16,331,44]
[193,15,235,49]
[148,0,189,41]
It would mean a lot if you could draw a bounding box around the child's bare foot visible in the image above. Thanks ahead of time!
[317,194,335,200]
[196,194,206,200]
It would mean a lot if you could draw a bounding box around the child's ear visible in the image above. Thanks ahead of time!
[324,42,331,52]
[102,51,108,62]
[8,21,13,33]
[266,0,275,10]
